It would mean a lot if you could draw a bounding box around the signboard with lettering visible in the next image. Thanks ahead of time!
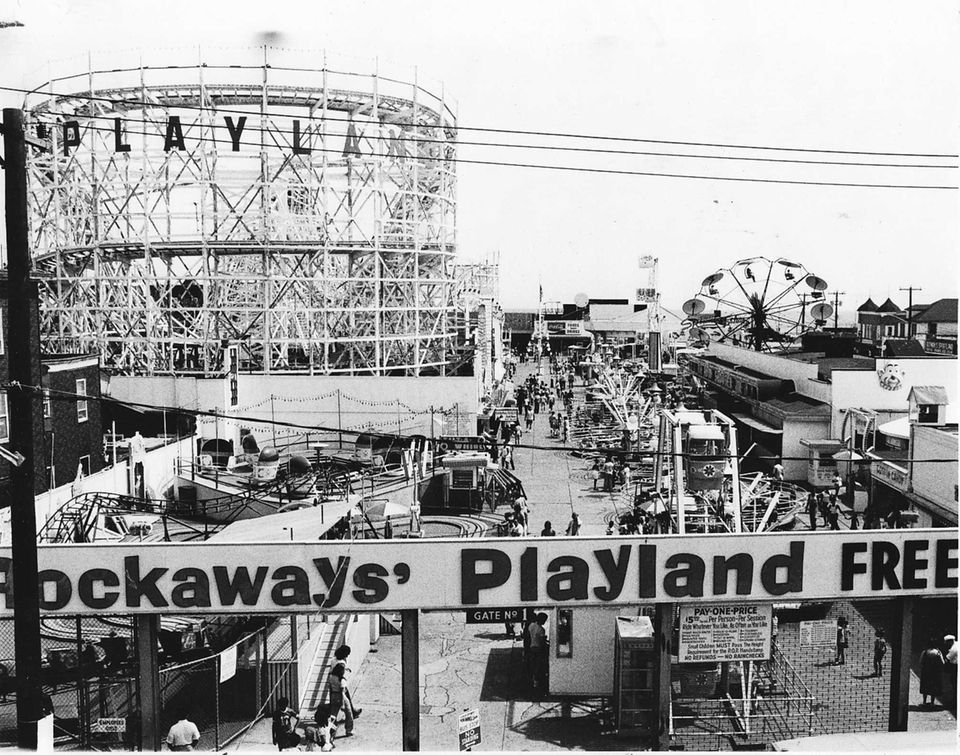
[0,531,954,617]
[873,461,908,492]
[465,606,525,624]
[458,709,481,751]
[924,338,957,356]
[799,619,837,646]
[435,436,490,456]
[91,718,126,733]
[546,321,566,335]
[636,287,658,302]
[678,604,772,663]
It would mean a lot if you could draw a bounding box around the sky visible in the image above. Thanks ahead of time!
[0,0,957,318]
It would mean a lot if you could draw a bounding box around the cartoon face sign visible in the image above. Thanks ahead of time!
[876,362,905,391]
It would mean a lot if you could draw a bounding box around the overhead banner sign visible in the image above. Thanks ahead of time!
[0,531,954,617]
[678,604,772,663]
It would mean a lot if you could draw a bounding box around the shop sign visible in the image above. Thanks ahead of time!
[925,338,957,355]
[636,287,658,302]
[565,322,584,335]
[436,436,490,455]
[678,604,772,663]
[91,718,126,733]
[799,619,836,646]
[458,709,481,751]
[546,321,566,335]
[873,461,908,492]
[465,606,525,624]
[0,531,954,618]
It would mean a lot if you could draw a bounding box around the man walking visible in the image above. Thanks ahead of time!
[166,708,201,751]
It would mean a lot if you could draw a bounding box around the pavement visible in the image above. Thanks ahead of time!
[231,361,956,751]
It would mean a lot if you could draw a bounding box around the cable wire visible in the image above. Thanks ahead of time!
[29,110,959,170]
[8,82,956,159]
[36,121,959,190]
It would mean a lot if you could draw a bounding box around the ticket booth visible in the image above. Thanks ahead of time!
[613,615,656,733]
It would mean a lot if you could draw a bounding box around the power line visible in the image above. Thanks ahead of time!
[16,382,958,465]
[42,121,960,191]
[30,110,959,170]
[5,83,956,159]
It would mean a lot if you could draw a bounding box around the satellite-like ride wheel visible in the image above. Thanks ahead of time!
[681,256,832,352]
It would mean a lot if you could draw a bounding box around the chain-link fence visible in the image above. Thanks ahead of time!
[667,596,958,751]
[0,615,285,750]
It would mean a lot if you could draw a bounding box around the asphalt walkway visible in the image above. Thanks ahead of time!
[232,361,955,751]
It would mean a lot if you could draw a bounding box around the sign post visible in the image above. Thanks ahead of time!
[457,708,481,751]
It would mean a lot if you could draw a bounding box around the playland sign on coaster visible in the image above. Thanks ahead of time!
[0,531,954,617]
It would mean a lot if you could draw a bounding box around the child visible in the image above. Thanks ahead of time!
[873,630,887,677]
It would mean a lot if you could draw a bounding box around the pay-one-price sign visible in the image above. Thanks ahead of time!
[458,708,481,751]
[678,604,773,663]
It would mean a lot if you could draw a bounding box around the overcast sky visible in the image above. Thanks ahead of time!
[1,0,956,316]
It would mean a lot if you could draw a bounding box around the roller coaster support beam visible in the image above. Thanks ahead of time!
[3,107,43,750]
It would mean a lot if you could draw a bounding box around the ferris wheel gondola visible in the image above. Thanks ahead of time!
[682,257,831,352]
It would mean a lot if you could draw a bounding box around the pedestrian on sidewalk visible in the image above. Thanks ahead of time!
[328,645,362,740]
[565,512,581,536]
[827,494,841,530]
[944,634,958,708]
[304,704,335,752]
[872,630,887,676]
[271,697,302,751]
[806,491,818,530]
[835,617,849,665]
[919,636,945,706]
[528,613,549,692]
[540,521,556,536]
[590,459,601,490]
[562,417,570,443]
[165,707,201,751]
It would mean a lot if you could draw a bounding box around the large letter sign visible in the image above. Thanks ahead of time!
[0,531,954,617]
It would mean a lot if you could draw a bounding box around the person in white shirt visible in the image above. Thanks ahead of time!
[165,709,200,752]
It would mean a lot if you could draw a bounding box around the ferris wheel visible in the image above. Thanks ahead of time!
[681,257,832,352]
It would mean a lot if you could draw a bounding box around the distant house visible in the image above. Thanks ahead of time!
[42,353,106,489]
[855,297,912,357]
[913,298,958,355]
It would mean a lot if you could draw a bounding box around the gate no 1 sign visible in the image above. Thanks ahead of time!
[458,709,481,751]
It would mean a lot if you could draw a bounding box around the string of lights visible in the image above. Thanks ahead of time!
[15,382,956,465]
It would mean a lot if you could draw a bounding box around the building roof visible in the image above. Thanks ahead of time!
[909,385,949,405]
[765,392,831,417]
[915,298,958,323]
[857,297,878,312]
[884,339,927,357]
[876,297,902,313]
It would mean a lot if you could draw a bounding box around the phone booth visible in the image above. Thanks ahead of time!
[613,615,656,733]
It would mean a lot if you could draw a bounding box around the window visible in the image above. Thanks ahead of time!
[76,379,88,423]
[0,395,7,442]
[43,391,51,419]
[79,455,91,477]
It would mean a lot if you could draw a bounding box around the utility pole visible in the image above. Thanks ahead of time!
[830,291,845,330]
[3,108,43,750]
[898,286,922,339]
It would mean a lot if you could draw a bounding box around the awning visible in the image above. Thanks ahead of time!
[731,413,784,435]
[877,416,910,440]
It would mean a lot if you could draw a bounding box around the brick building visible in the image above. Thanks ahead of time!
[41,353,105,489]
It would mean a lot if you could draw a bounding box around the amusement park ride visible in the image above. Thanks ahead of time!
[682,256,832,352]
